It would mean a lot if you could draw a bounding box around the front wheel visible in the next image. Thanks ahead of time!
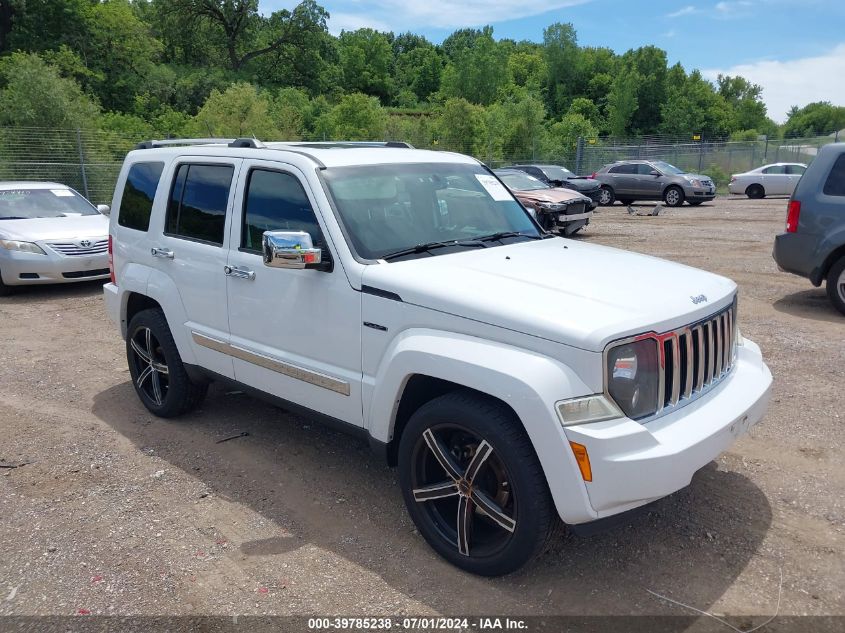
[398,391,557,576]
[598,186,615,206]
[664,185,685,207]
[826,257,845,316]
[126,308,208,417]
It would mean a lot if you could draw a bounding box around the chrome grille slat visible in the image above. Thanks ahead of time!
[670,335,681,405]
[652,302,737,417]
[48,239,108,257]
[683,333,693,399]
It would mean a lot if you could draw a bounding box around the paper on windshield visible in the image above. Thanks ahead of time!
[474,174,512,201]
[51,189,74,197]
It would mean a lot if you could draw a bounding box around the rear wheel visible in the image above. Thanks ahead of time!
[664,186,685,207]
[746,184,765,199]
[598,186,615,206]
[826,256,845,316]
[126,308,208,417]
[398,391,557,576]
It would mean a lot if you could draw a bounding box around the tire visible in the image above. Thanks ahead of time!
[398,390,557,576]
[688,200,704,206]
[0,270,12,296]
[126,308,208,417]
[663,185,685,207]
[826,256,845,316]
[746,184,765,199]
[598,186,615,206]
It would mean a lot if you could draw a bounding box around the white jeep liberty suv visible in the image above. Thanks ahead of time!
[104,139,772,576]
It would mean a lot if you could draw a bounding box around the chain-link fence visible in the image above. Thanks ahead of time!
[576,133,841,188]
[0,126,137,204]
[1,126,840,202]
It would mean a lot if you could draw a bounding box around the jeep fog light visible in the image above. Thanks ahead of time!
[556,395,622,426]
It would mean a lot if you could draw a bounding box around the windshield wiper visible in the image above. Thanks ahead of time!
[473,231,545,242]
[0,216,28,220]
[381,239,485,261]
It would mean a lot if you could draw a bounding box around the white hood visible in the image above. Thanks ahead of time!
[0,215,109,242]
[362,238,736,352]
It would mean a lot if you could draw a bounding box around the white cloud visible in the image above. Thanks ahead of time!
[666,5,697,18]
[264,0,593,31]
[328,12,393,34]
[714,1,753,17]
[703,43,845,123]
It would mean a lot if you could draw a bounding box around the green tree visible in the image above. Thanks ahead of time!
[167,0,328,71]
[716,74,769,132]
[507,50,547,94]
[0,52,99,128]
[498,91,547,160]
[543,22,579,116]
[625,46,667,134]
[193,82,279,138]
[660,70,733,138]
[567,97,601,126]
[439,27,507,105]
[543,113,597,160]
[338,28,395,102]
[783,101,845,138]
[433,97,484,154]
[395,45,442,102]
[319,92,386,140]
[606,67,639,137]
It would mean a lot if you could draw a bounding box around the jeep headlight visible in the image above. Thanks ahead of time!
[0,239,46,255]
[605,338,661,420]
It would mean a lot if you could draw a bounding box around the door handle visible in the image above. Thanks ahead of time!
[224,265,255,281]
[151,247,174,259]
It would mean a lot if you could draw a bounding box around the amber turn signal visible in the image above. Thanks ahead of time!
[569,441,593,482]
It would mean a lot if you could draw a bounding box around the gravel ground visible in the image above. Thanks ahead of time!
[0,196,842,621]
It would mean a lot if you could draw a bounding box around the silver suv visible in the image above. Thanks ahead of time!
[592,160,716,207]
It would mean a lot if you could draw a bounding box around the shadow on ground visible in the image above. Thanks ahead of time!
[773,288,842,323]
[0,279,104,304]
[93,381,772,615]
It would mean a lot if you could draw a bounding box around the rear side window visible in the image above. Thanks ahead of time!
[786,165,806,175]
[166,164,234,245]
[609,164,635,174]
[242,169,325,252]
[823,154,845,196]
[763,165,786,174]
[118,162,164,231]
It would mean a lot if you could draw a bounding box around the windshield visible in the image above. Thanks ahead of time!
[651,161,685,175]
[0,188,98,219]
[495,171,550,192]
[539,166,576,180]
[323,163,540,260]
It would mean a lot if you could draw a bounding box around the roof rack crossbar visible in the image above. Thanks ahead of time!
[135,138,236,150]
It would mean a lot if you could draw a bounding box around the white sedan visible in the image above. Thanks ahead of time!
[728,162,806,198]
[0,182,110,295]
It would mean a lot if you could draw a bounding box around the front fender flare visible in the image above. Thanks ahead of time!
[367,329,600,523]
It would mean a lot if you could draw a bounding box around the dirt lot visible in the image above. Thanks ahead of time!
[1,197,843,622]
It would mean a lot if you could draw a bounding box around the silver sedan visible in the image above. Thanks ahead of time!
[728,163,806,198]
[0,182,110,295]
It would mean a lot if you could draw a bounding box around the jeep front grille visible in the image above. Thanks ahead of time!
[659,302,737,414]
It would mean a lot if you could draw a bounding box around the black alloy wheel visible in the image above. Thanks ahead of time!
[126,308,207,417]
[399,391,556,576]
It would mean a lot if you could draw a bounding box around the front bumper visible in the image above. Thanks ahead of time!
[0,249,109,285]
[563,338,772,520]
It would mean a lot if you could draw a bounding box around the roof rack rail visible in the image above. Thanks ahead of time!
[135,138,235,150]
[228,138,265,149]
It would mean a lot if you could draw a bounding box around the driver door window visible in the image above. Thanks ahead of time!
[241,169,328,257]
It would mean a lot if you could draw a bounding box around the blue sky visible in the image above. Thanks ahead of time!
[260,0,845,122]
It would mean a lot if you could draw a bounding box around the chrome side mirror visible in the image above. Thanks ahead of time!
[97,204,111,216]
[262,230,323,270]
